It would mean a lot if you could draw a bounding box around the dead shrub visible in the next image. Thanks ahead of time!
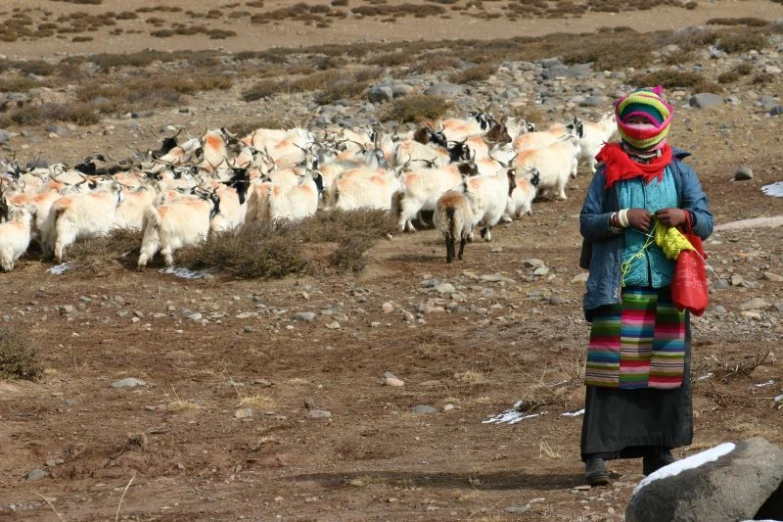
[3,102,99,126]
[243,79,283,101]
[0,326,43,381]
[0,76,39,93]
[381,95,451,123]
[67,228,143,272]
[447,63,496,84]
[707,17,770,27]
[180,223,306,279]
[562,33,653,70]
[11,59,55,76]
[717,31,768,53]
[331,236,373,273]
[752,73,774,85]
[367,52,411,67]
[331,0,349,5]
[630,70,720,93]
[72,35,93,42]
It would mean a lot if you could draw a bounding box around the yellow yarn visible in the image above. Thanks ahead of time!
[620,219,696,287]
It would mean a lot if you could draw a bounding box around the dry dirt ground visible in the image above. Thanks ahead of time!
[2,1,783,521]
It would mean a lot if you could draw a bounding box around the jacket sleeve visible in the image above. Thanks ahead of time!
[678,161,713,240]
[580,168,622,242]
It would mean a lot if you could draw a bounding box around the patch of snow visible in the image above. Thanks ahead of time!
[632,442,736,496]
[761,182,783,197]
[561,409,585,417]
[755,380,775,388]
[483,409,542,425]
[160,266,219,280]
[697,373,713,381]
[47,263,70,275]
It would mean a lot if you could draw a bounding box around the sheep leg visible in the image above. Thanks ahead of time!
[481,227,492,242]
[458,237,467,261]
[161,244,175,267]
[445,237,454,264]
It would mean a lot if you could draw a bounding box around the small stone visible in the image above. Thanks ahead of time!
[480,274,504,282]
[381,302,395,314]
[523,259,545,268]
[549,296,566,305]
[411,405,437,414]
[443,404,455,412]
[763,272,783,282]
[740,298,770,311]
[243,326,253,333]
[234,408,253,419]
[491,247,503,253]
[307,409,332,419]
[741,311,763,320]
[711,305,728,317]
[734,166,753,181]
[435,283,456,294]
[326,321,341,330]
[25,468,46,481]
[730,274,745,287]
[689,93,723,109]
[187,312,203,322]
[571,273,589,284]
[382,371,405,387]
[293,312,317,322]
[59,305,75,315]
[533,266,550,276]
[111,378,147,389]
[505,505,531,514]
[235,312,258,319]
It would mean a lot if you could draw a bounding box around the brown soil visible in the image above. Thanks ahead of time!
[2,1,783,521]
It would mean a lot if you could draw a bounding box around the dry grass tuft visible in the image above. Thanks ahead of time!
[454,371,487,384]
[381,95,451,123]
[125,433,148,452]
[65,228,143,272]
[238,395,276,409]
[0,102,100,127]
[167,400,203,413]
[630,70,720,93]
[0,327,43,381]
[448,63,496,84]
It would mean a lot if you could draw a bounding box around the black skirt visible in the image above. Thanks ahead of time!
[580,314,693,461]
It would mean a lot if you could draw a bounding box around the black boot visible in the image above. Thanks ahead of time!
[585,457,610,486]
[643,448,676,476]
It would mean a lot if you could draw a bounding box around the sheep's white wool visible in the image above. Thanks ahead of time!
[633,443,736,495]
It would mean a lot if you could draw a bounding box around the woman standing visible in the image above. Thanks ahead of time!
[578,86,713,485]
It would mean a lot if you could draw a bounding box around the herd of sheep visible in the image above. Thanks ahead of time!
[0,110,617,271]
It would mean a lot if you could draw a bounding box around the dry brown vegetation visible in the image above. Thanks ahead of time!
[0,326,42,381]
[381,95,451,123]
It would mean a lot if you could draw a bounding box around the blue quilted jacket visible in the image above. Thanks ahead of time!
[579,148,713,321]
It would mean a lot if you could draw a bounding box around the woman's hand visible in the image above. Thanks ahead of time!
[655,208,688,227]
[627,208,652,232]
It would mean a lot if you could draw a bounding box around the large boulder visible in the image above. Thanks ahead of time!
[626,438,783,522]
[689,93,723,109]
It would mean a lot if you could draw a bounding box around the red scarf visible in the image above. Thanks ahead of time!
[596,142,673,189]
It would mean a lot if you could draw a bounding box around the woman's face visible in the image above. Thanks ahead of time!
[624,115,652,125]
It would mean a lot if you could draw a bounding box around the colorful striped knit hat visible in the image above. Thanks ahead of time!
[614,85,673,152]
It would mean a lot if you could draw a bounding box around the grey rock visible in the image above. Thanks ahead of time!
[505,505,531,514]
[479,274,504,282]
[411,405,437,414]
[769,105,783,117]
[626,438,783,522]
[390,82,414,98]
[420,278,440,288]
[293,312,317,322]
[689,93,723,109]
[572,273,589,284]
[758,96,778,110]
[325,321,341,330]
[540,58,563,68]
[367,85,393,104]
[59,305,75,315]
[423,83,464,97]
[580,96,605,107]
[111,378,147,389]
[307,409,332,420]
[187,312,203,322]
[734,166,753,181]
[0,130,11,142]
[435,283,456,294]
[45,124,68,136]
[533,266,550,277]
[740,297,770,311]
[523,259,545,269]
[24,468,46,481]
[243,326,253,333]
[711,305,728,317]
[549,296,566,305]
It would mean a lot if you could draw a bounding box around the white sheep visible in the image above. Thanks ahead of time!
[0,204,34,271]
[512,137,579,200]
[507,167,541,218]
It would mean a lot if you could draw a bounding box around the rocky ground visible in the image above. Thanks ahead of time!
[1,1,783,521]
